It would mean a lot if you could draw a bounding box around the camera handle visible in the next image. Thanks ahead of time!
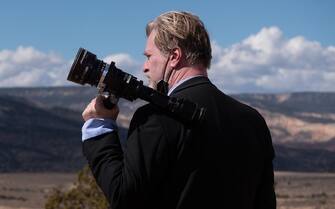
[103,98,115,109]
[99,92,119,109]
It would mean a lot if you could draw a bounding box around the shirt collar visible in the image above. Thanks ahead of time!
[167,75,206,96]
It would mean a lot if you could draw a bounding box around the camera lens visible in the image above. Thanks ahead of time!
[67,48,104,87]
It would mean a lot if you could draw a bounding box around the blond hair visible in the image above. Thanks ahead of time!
[146,11,212,69]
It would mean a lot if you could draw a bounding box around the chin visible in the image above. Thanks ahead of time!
[148,80,157,90]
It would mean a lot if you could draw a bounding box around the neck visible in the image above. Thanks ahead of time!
[168,65,207,88]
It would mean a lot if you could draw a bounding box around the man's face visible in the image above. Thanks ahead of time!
[143,31,168,89]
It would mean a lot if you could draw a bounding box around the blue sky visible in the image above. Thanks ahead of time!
[1,0,334,92]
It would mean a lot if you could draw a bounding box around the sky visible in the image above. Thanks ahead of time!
[0,0,334,93]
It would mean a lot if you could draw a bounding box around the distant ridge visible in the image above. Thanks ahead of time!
[0,87,334,172]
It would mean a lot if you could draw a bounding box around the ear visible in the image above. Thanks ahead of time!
[169,47,182,68]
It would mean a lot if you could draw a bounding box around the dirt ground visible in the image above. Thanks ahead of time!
[0,172,334,209]
[0,173,76,209]
[275,172,335,209]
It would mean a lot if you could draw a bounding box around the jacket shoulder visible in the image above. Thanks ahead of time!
[128,104,184,138]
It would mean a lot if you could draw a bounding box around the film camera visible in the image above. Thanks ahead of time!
[67,48,206,124]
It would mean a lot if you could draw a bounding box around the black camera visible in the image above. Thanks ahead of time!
[67,48,205,124]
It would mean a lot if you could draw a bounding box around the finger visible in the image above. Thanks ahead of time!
[82,107,90,121]
[82,98,97,121]
[82,105,93,121]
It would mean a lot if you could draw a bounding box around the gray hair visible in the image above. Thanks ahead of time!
[146,11,212,69]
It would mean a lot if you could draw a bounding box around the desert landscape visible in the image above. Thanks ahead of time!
[1,89,335,208]
[0,172,335,209]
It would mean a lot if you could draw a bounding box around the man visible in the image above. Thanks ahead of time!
[82,11,276,209]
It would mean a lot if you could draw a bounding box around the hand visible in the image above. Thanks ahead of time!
[82,96,119,121]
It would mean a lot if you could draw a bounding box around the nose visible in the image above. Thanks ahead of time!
[143,61,149,73]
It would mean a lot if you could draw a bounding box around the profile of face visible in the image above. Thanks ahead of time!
[143,31,169,89]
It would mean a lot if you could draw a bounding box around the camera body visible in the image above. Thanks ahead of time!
[67,48,205,124]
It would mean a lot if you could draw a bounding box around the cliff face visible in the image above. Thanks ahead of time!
[235,93,335,149]
[0,87,334,172]
[233,93,335,171]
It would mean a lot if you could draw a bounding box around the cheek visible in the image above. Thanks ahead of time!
[147,59,160,77]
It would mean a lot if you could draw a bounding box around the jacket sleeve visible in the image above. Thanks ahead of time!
[82,107,172,209]
[254,115,277,209]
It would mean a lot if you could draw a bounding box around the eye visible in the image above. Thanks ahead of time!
[143,52,151,60]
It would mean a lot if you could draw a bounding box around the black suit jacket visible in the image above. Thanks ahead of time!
[83,77,276,209]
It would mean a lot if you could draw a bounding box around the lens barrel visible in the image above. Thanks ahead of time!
[67,48,104,87]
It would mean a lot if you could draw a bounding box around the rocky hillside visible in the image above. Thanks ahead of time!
[0,87,130,172]
[235,93,335,149]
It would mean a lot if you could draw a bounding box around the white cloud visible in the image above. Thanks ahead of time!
[209,26,335,93]
[1,28,334,93]
[0,46,70,87]
[0,47,143,88]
